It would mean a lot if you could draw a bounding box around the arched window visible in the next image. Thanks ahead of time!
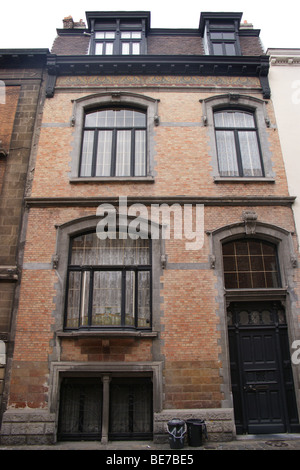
[79,107,147,177]
[214,110,264,177]
[222,239,280,289]
[65,233,152,329]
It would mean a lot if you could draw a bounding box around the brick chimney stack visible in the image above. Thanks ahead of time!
[63,16,86,29]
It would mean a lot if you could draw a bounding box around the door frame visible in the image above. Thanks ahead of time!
[227,300,299,434]
[209,219,300,433]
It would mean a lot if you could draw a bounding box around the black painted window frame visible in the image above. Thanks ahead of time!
[79,107,147,178]
[64,232,153,330]
[214,108,265,178]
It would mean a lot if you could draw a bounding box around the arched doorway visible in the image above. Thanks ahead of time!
[222,238,299,433]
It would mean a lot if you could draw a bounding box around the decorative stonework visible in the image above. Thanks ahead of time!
[56,75,261,88]
[242,210,258,235]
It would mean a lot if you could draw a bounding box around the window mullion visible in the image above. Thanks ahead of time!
[135,269,138,328]
[131,129,135,176]
[235,129,244,176]
[91,130,99,177]
[121,269,126,326]
[111,129,117,176]
[88,270,94,327]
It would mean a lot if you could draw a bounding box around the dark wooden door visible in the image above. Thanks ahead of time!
[228,302,299,434]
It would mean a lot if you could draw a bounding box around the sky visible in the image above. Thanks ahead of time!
[1,0,299,52]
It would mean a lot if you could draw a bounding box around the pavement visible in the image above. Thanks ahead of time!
[1,434,300,452]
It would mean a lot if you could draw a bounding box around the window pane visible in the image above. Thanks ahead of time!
[238,131,263,176]
[122,43,130,55]
[225,43,236,55]
[132,32,142,39]
[213,43,223,55]
[222,240,280,289]
[66,271,81,328]
[223,32,235,40]
[116,130,131,176]
[80,131,94,176]
[105,32,115,39]
[132,42,140,55]
[210,32,222,39]
[121,32,131,39]
[71,236,150,266]
[96,131,112,176]
[78,271,90,327]
[216,130,239,176]
[138,271,151,327]
[214,111,255,128]
[135,130,146,176]
[105,42,114,55]
[95,42,104,55]
[125,271,135,326]
[92,271,122,326]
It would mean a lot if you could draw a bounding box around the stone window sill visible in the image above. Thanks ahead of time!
[70,176,155,183]
[214,177,275,183]
[56,330,158,338]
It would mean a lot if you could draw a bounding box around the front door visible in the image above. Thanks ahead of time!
[228,301,299,434]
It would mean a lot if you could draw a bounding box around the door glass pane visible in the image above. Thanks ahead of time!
[109,378,152,437]
[116,130,131,176]
[80,131,94,176]
[58,378,102,439]
[216,130,239,176]
[95,130,112,176]
[92,271,122,326]
[239,131,263,176]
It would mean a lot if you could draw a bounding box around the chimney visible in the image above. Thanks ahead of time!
[63,16,86,29]
[240,20,253,29]
[63,16,74,29]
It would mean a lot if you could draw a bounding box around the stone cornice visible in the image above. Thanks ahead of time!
[25,196,295,208]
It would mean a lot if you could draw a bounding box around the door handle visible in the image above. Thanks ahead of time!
[243,385,256,391]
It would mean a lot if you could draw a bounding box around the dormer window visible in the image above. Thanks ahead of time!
[87,12,149,55]
[200,12,242,56]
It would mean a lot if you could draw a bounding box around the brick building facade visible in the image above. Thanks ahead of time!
[1,11,300,445]
[0,50,48,423]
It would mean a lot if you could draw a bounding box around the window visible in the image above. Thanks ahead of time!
[94,32,115,55]
[200,14,242,56]
[93,30,143,55]
[120,31,142,55]
[65,233,152,329]
[79,108,147,178]
[222,239,280,289]
[210,30,237,55]
[214,110,264,177]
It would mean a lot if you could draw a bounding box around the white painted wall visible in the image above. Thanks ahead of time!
[267,49,300,249]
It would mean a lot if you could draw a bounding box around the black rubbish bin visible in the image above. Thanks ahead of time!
[167,418,186,449]
[186,419,207,447]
